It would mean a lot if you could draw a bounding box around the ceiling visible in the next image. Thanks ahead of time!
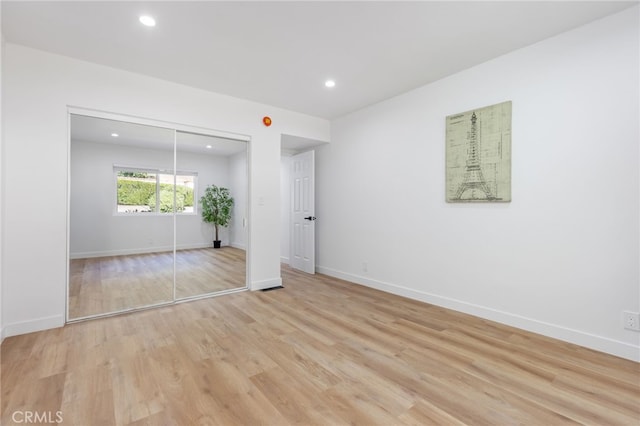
[2,1,636,119]
[71,114,247,157]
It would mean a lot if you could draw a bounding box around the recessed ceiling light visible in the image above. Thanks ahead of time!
[206,145,212,149]
[325,80,336,88]
[111,133,119,137]
[139,15,156,27]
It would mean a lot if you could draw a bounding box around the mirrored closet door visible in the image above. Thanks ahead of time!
[175,131,247,300]
[68,114,248,321]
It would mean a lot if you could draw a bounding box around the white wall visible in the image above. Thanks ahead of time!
[228,150,248,249]
[70,140,235,257]
[1,43,329,337]
[280,154,292,263]
[177,148,237,249]
[0,21,4,341]
[316,7,640,361]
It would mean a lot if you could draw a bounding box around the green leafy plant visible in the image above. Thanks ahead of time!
[149,188,185,213]
[117,180,156,205]
[200,185,234,245]
[117,179,194,210]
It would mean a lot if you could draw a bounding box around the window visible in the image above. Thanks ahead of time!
[175,174,196,213]
[115,166,197,214]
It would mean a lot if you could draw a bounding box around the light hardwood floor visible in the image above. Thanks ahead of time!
[69,247,246,319]
[3,265,639,425]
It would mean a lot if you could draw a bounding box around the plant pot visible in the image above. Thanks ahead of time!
[213,240,222,249]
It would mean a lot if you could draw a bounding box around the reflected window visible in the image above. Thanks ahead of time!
[175,174,196,213]
[115,166,197,214]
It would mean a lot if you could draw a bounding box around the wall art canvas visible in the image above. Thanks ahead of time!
[446,101,512,202]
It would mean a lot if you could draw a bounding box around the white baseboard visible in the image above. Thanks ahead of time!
[280,256,290,264]
[251,277,283,291]
[231,242,246,250]
[316,265,640,362]
[2,315,65,339]
[70,243,214,259]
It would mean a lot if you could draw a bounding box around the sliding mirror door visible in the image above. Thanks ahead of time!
[175,131,248,299]
[69,115,175,319]
[69,114,249,320]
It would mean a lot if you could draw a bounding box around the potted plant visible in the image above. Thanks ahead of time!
[200,184,234,248]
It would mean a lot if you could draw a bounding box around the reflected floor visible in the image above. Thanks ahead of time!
[69,247,246,319]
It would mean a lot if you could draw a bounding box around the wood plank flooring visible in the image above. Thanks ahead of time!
[3,265,639,425]
[69,247,246,319]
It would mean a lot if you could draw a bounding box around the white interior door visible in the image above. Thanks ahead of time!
[290,150,315,274]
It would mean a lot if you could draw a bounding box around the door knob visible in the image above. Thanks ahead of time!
[304,216,316,221]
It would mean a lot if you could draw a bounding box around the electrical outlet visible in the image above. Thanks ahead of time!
[362,262,368,273]
[623,311,640,331]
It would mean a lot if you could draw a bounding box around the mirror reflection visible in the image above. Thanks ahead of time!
[68,114,247,320]
[175,131,247,299]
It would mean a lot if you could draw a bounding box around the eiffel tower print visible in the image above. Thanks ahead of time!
[446,101,511,203]
[453,112,499,201]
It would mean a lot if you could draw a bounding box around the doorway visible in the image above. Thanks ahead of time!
[67,110,249,321]
[289,150,316,274]
[280,134,328,274]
